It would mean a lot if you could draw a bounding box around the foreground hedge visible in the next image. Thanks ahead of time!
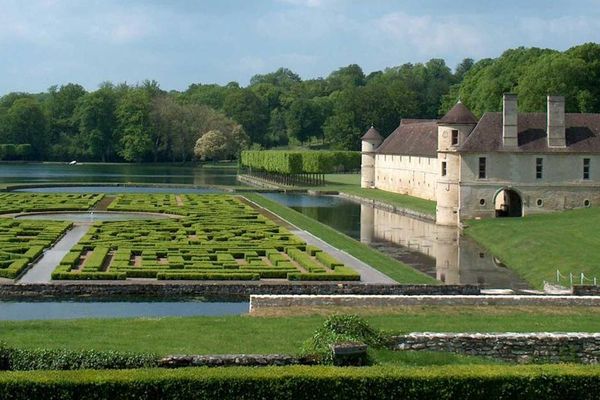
[0,365,600,400]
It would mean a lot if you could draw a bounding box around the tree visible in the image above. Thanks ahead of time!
[327,64,366,92]
[193,127,249,161]
[44,83,87,160]
[2,98,47,158]
[223,89,269,145]
[117,89,153,162]
[73,84,118,161]
[250,67,301,88]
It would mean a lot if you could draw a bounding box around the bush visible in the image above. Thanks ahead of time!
[0,344,158,371]
[301,315,389,364]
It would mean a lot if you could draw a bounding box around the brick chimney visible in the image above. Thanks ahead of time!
[547,95,566,147]
[502,93,518,148]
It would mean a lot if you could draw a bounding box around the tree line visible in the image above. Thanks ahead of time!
[1,42,599,162]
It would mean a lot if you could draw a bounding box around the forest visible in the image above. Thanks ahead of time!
[1,42,599,162]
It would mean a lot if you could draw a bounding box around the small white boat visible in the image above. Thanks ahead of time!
[68,160,77,165]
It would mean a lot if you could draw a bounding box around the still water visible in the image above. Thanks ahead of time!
[0,163,239,186]
[262,193,529,289]
[0,301,248,320]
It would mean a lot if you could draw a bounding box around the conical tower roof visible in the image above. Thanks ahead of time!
[438,101,478,125]
[361,125,383,141]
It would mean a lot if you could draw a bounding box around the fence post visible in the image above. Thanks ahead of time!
[581,273,585,285]
[569,273,573,287]
[556,269,560,284]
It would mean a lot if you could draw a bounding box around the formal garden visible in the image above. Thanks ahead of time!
[0,193,360,282]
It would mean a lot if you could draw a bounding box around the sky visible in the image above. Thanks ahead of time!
[1,0,600,94]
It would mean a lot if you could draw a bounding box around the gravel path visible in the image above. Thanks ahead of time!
[18,223,91,284]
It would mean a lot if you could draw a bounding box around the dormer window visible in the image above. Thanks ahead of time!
[451,130,459,146]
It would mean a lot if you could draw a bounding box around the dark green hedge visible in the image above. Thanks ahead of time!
[0,346,158,371]
[240,150,359,174]
[0,365,599,400]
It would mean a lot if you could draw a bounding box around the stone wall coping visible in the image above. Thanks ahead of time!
[251,294,599,299]
[395,332,600,339]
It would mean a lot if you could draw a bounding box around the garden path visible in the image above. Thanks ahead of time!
[18,223,91,283]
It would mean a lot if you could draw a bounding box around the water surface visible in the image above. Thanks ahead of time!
[0,163,238,186]
[0,301,248,320]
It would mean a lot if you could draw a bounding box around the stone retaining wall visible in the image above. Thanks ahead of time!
[0,283,479,300]
[249,294,600,312]
[573,285,600,296]
[159,354,311,368]
[392,333,600,364]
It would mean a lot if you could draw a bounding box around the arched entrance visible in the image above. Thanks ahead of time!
[494,188,522,218]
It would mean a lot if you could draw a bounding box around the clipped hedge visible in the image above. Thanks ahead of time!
[240,150,359,174]
[0,345,158,371]
[0,365,600,400]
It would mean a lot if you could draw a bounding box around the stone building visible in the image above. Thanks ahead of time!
[361,94,600,226]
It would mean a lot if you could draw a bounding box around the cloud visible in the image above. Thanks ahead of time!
[518,15,600,46]
[375,12,487,57]
[276,0,325,7]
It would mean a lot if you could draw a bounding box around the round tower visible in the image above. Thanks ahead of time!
[436,101,478,226]
[360,126,383,188]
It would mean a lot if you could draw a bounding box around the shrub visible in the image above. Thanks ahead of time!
[301,315,389,364]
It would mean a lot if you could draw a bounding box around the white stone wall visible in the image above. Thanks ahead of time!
[374,154,437,200]
[459,153,600,219]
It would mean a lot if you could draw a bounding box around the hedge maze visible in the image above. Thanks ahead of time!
[52,194,360,281]
[0,219,71,279]
[0,193,103,214]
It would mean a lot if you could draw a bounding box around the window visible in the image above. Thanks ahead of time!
[479,198,486,206]
[536,198,543,207]
[441,161,447,176]
[584,158,590,180]
[478,157,486,179]
[536,158,543,179]
[584,199,591,207]
[451,129,459,145]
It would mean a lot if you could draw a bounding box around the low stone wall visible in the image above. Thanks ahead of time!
[392,333,600,364]
[249,294,600,312]
[573,285,600,296]
[0,283,479,300]
[338,192,435,222]
[159,354,311,368]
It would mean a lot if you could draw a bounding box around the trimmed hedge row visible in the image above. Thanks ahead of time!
[54,194,359,282]
[0,219,72,279]
[240,150,360,174]
[0,193,103,215]
[0,365,600,399]
[0,345,158,371]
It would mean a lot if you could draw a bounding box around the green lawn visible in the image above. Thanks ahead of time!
[465,207,600,289]
[244,193,435,284]
[1,306,598,355]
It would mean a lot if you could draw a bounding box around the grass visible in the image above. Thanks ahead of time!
[464,207,600,289]
[244,193,436,284]
[1,306,599,355]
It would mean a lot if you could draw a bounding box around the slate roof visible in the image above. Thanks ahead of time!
[438,101,478,125]
[376,119,438,157]
[460,112,600,153]
[361,125,383,141]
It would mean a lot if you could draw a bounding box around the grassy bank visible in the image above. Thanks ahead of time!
[465,207,600,289]
[1,306,598,354]
[244,193,435,284]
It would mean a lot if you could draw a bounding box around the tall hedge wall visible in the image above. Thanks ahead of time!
[241,151,359,174]
[0,364,599,400]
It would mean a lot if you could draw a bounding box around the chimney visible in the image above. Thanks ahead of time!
[547,95,566,147]
[502,93,518,147]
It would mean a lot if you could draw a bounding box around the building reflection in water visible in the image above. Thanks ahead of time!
[360,204,528,289]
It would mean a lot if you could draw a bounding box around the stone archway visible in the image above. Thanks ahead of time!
[494,188,523,218]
